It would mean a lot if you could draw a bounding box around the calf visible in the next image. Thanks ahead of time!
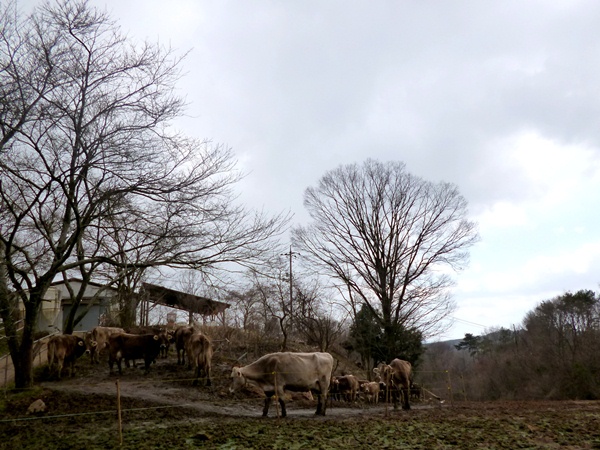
[186,332,213,386]
[361,381,381,404]
[411,382,423,401]
[47,335,87,379]
[108,333,168,375]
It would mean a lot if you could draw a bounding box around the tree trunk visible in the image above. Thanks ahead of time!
[12,298,39,389]
[279,316,288,351]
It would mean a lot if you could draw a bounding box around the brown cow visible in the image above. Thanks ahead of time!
[229,352,333,417]
[373,358,412,410]
[361,381,381,404]
[86,326,125,364]
[108,333,168,375]
[125,326,173,365]
[335,374,360,402]
[47,334,87,379]
[185,332,213,386]
[126,326,175,359]
[174,325,195,365]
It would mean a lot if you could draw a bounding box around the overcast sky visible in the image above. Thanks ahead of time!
[24,1,600,340]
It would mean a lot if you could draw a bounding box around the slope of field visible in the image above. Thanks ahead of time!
[1,354,600,449]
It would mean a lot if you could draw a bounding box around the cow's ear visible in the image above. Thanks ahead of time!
[153,335,159,341]
[373,368,380,374]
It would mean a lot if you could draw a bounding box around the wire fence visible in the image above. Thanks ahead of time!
[0,337,466,447]
[1,367,455,414]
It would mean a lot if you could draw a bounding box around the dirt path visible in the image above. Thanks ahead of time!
[38,358,440,419]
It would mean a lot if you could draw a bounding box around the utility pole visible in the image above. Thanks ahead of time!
[282,246,298,322]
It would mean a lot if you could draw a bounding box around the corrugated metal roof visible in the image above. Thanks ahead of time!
[141,282,230,316]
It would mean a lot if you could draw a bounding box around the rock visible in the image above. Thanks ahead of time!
[27,399,46,415]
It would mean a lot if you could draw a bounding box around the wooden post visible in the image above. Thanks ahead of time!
[460,372,468,401]
[116,379,123,446]
[273,371,280,420]
[445,370,454,406]
[384,382,389,417]
[3,355,8,394]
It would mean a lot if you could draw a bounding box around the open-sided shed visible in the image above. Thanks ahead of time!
[140,282,230,324]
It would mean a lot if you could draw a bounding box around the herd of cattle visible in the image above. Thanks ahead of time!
[46,326,426,417]
[47,325,212,386]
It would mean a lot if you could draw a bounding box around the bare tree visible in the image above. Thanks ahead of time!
[250,266,293,351]
[0,0,287,388]
[293,280,346,351]
[225,287,263,332]
[293,159,478,361]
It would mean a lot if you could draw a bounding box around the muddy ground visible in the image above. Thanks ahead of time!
[1,355,600,449]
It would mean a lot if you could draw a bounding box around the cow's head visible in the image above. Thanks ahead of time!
[83,332,95,355]
[229,367,246,394]
[156,331,171,349]
[373,364,394,385]
[75,337,88,358]
[166,330,175,342]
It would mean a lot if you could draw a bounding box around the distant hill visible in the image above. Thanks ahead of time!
[424,338,462,348]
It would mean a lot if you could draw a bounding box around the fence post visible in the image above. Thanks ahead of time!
[384,382,389,417]
[445,370,454,406]
[460,372,467,401]
[116,379,123,446]
[3,356,8,394]
[273,371,280,420]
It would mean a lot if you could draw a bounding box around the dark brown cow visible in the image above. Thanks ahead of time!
[410,382,423,401]
[334,374,360,402]
[229,352,333,417]
[174,325,195,365]
[373,358,412,410]
[86,326,125,364]
[47,334,87,379]
[185,332,213,386]
[108,333,168,375]
[125,326,173,364]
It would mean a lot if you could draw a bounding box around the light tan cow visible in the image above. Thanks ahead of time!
[86,326,125,364]
[361,381,381,404]
[229,352,334,417]
[185,332,213,386]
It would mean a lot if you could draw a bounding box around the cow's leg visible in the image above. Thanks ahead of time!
[315,393,323,415]
[205,366,212,387]
[401,385,411,410]
[192,365,199,386]
[262,393,273,417]
[117,358,123,375]
[278,397,287,418]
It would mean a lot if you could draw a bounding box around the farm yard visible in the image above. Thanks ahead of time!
[1,353,600,450]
